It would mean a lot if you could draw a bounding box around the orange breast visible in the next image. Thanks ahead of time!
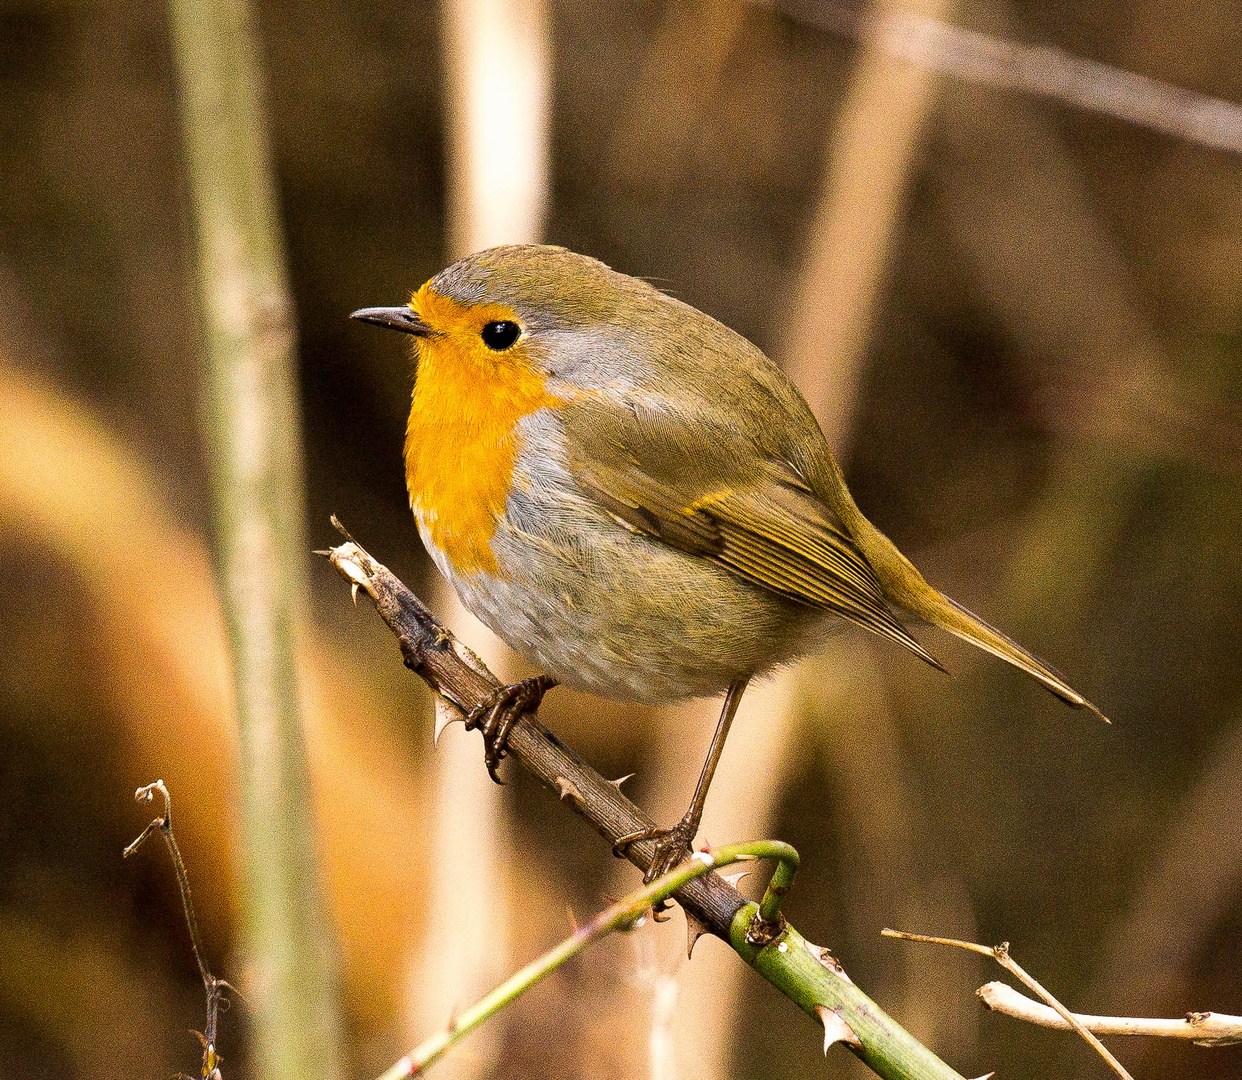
[404,286,561,577]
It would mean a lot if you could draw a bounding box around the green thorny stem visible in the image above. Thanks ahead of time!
[378,841,800,1080]
[125,781,230,1080]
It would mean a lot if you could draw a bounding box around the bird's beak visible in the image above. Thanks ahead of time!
[349,306,434,336]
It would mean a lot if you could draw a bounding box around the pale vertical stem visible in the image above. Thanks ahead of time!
[408,0,551,1073]
[649,971,680,1080]
[441,0,551,255]
[780,0,958,456]
[405,603,514,1080]
[165,1,343,1078]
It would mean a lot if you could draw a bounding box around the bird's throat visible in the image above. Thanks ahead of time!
[405,337,561,577]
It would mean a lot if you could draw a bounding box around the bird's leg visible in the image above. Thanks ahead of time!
[463,675,558,783]
[613,678,749,889]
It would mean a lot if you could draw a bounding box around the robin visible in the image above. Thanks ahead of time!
[352,244,1103,880]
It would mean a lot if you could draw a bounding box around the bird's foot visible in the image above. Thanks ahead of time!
[463,675,557,783]
[612,816,699,915]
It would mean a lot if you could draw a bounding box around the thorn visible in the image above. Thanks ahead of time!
[555,776,584,802]
[433,698,464,745]
[813,943,853,984]
[720,870,751,888]
[814,1005,862,1053]
[685,912,710,959]
[566,904,578,933]
[351,581,360,605]
[968,1073,995,1080]
[335,551,373,600]
[607,773,634,790]
[312,548,332,557]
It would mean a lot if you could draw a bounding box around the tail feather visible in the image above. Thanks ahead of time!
[814,457,1106,721]
[932,594,1108,722]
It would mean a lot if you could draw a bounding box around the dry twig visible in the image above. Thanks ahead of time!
[125,781,231,1080]
[978,981,1242,1047]
[883,929,1133,1079]
[772,0,1242,155]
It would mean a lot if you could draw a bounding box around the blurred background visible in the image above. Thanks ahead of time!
[1,0,1241,1078]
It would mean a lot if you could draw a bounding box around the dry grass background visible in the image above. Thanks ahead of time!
[1,1,1241,1078]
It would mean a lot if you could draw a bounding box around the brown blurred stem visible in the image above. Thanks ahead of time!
[125,781,229,1080]
[166,1,344,1077]
[322,523,968,1080]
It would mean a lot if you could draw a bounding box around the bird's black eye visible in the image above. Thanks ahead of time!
[481,320,521,350]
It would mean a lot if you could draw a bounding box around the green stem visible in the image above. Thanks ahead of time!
[167,1,344,1077]
[379,841,799,1080]
[730,913,964,1080]
[758,844,799,926]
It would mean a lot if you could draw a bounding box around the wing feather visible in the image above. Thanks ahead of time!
[577,455,943,670]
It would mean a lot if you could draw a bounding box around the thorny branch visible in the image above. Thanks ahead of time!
[125,780,231,1080]
[320,518,748,934]
[321,521,969,1080]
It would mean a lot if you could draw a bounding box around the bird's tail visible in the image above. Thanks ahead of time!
[819,456,1107,721]
[927,593,1108,722]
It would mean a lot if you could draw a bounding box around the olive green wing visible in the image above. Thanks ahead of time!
[567,412,942,669]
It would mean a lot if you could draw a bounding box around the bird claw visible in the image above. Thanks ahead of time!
[644,820,697,884]
[612,818,698,915]
[463,675,557,783]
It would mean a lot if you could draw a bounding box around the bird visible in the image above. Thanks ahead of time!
[351,243,1103,881]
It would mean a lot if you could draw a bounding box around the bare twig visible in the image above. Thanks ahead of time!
[978,981,1242,1047]
[883,929,1134,1080]
[441,0,550,256]
[125,781,230,1080]
[379,841,799,1079]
